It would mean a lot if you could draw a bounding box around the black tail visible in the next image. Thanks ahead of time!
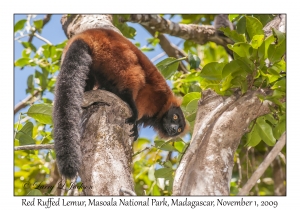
[53,39,92,179]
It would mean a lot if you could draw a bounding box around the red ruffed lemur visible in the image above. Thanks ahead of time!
[53,28,188,179]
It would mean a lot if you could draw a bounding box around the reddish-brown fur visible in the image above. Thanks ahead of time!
[63,28,182,120]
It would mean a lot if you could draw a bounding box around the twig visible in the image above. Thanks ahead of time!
[151,52,166,62]
[236,155,242,188]
[60,176,66,196]
[238,132,286,195]
[14,144,54,151]
[14,112,23,139]
[120,187,136,196]
[67,174,79,196]
[34,33,52,45]
[14,90,40,115]
[15,34,30,41]
[143,25,188,73]
[28,14,52,43]
[278,152,286,164]
[133,147,150,157]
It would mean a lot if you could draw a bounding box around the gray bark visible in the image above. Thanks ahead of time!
[79,90,134,195]
[173,90,272,195]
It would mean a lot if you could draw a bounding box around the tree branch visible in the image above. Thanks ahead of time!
[79,90,135,195]
[143,26,188,73]
[14,90,40,115]
[124,15,232,47]
[34,33,52,45]
[28,14,52,43]
[61,14,120,39]
[237,132,286,195]
[14,144,54,151]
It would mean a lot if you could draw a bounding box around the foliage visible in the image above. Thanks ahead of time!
[14,14,286,196]
[14,15,64,195]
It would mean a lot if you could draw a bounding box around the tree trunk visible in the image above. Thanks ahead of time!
[79,90,135,195]
[172,90,272,195]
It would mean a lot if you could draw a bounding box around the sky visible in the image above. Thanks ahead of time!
[14,14,184,139]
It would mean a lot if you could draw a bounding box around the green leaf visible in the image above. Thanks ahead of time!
[27,189,42,196]
[186,98,199,114]
[27,104,53,125]
[33,19,43,30]
[268,43,286,64]
[174,141,186,153]
[22,42,37,53]
[219,27,246,42]
[273,60,286,72]
[188,51,201,69]
[55,40,68,49]
[257,40,265,59]
[134,42,141,48]
[228,43,251,58]
[221,73,234,91]
[231,76,248,94]
[182,92,201,107]
[14,19,27,32]
[186,112,196,122]
[141,47,154,52]
[236,57,254,73]
[223,60,244,78]
[246,16,264,40]
[256,117,276,146]
[272,28,286,45]
[147,37,160,47]
[273,115,286,139]
[184,40,197,54]
[229,14,239,22]
[200,62,225,80]
[251,35,264,49]
[271,78,286,92]
[15,122,35,146]
[264,35,275,59]
[199,77,222,93]
[253,15,274,26]
[156,57,180,79]
[154,167,173,179]
[35,70,47,90]
[154,140,178,152]
[14,58,31,67]
[26,75,34,94]
[246,124,262,147]
[236,16,246,34]
[49,45,57,59]
[121,25,136,39]
[148,165,156,181]
[164,161,173,168]
[22,49,31,58]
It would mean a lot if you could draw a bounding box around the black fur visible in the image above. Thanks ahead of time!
[160,106,186,137]
[53,39,92,179]
[139,106,186,138]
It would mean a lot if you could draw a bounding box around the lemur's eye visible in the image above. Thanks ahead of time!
[178,128,182,133]
[173,114,178,120]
